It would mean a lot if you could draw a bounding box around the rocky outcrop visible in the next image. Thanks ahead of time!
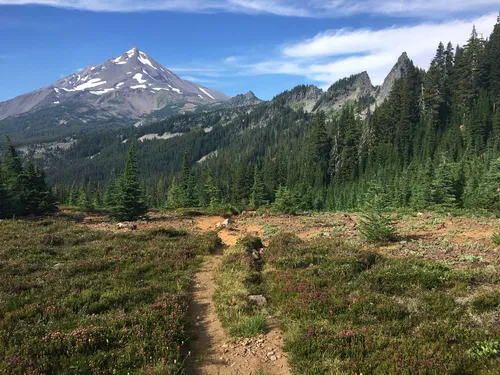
[223,91,263,108]
[273,85,323,112]
[313,71,375,112]
[375,52,412,104]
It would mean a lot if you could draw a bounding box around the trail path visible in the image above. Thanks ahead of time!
[187,217,291,375]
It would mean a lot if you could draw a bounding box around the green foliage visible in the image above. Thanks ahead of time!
[179,151,198,207]
[471,340,500,359]
[250,165,266,209]
[229,313,267,337]
[359,211,398,242]
[0,219,214,374]
[471,289,500,312]
[492,232,500,245]
[262,235,499,374]
[0,139,57,217]
[359,183,397,242]
[111,140,148,221]
[272,186,297,214]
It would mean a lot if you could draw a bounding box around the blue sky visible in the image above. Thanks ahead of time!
[0,1,499,102]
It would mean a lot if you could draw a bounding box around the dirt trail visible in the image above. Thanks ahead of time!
[187,217,291,375]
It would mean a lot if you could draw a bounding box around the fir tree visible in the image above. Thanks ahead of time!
[250,165,266,209]
[0,171,12,218]
[112,141,148,221]
[179,151,198,207]
[431,154,458,209]
[18,162,57,216]
[166,177,182,209]
[77,188,94,211]
[272,185,297,214]
[104,170,119,207]
[204,171,220,209]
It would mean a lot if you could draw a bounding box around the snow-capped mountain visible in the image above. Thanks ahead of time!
[0,47,229,121]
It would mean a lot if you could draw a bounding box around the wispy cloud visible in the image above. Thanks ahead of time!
[180,75,219,84]
[2,0,499,18]
[232,12,498,89]
[169,12,497,93]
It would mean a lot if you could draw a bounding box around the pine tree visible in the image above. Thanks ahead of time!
[18,162,57,216]
[272,185,297,214]
[204,171,220,209]
[166,177,182,209]
[0,170,12,218]
[77,188,94,211]
[67,183,76,206]
[431,154,458,209]
[476,157,500,211]
[250,165,266,209]
[104,170,119,207]
[112,141,148,221]
[359,182,397,243]
[1,138,23,213]
[179,151,198,207]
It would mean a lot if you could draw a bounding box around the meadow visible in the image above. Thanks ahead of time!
[0,217,220,374]
[262,233,500,374]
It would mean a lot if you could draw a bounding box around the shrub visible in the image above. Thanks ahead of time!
[272,186,297,215]
[230,313,267,337]
[491,232,500,246]
[471,290,500,313]
[359,211,397,242]
[471,340,500,359]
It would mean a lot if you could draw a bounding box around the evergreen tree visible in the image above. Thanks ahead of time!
[476,157,500,211]
[77,188,94,211]
[204,171,220,209]
[250,165,266,209]
[18,162,57,216]
[359,182,397,243]
[0,171,12,218]
[112,141,148,221]
[1,138,23,212]
[431,154,458,209]
[179,151,198,207]
[103,170,119,207]
[165,177,182,209]
[272,185,297,214]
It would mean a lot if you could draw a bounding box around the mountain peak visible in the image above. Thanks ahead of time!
[0,47,229,121]
[376,52,413,103]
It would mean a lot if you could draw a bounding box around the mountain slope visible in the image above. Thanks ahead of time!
[0,47,230,142]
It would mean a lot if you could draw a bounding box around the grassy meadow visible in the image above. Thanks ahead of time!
[0,218,220,374]
[261,233,500,374]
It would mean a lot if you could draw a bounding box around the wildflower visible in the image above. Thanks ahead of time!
[329,310,333,316]
[176,345,180,351]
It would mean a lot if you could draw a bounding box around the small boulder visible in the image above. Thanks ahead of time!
[216,217,235,229]
[248,295,267,307]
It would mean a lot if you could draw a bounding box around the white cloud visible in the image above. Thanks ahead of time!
[242,12,498,88]
[2,0,499,18]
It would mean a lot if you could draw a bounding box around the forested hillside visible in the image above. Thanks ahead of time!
[36,18,500,213]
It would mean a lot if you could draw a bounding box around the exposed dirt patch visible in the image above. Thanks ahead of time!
[187,220,291,375]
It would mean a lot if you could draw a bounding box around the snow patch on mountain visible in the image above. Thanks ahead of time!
[90,88,115,95]
[138,133,183,142]
[133,73,147,84]
[199,87,215,100]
